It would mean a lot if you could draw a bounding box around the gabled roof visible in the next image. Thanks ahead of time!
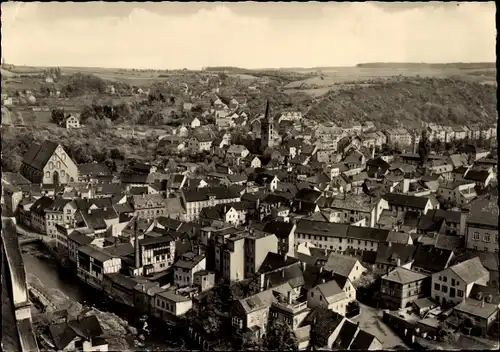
[2,172,31,186]
[448,257,489,285]
[49,315,104,350]
[454,298,499,319]
[349,329,379,350]
[294,188,322,203]
[46,197,71,212]
[324,253,361,278]
[412,245,453,273]
[464,169,490,182]
[262,220,295,239]
[296,220,350,238]
[78,163,111,177]
[182,186,240,203]
[347,226,391,242]
[30,196,54,216]
[335,320,359,350]
[467,197,498,227]
[375,242,417,266]
[258,252,300,274]
[264,263,305,289]
[383,193,429,209]
[156,216,183,231]
[316,280,346,303]
[303,307,344,346]
[22,141,59,170]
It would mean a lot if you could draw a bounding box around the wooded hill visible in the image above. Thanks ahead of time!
[306,77,497,128]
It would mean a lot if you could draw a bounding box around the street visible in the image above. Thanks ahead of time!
[351,303,408,349]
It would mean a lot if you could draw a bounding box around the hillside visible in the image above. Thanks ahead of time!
[356,62,496,70]
[306,77,497,128]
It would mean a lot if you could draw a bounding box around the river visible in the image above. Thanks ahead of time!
[21,243,185,351]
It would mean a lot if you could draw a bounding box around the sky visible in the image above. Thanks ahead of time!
[1,2,496,70]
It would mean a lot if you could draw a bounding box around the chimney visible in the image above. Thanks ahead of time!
[134,218,140,269]
[281,269,285,278]
[388,242,392,247]
[481,299,485,308]
[397,258,401,267]
[319,266,324,274]
[459,211,468,237]
[321,278,326,284]
[197,245,202,256]
[301,261,307,272]
[287,291,293,305]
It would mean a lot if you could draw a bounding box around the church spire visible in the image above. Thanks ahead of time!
[265,99,271,122]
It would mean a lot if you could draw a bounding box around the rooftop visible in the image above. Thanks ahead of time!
[382,267,429,284]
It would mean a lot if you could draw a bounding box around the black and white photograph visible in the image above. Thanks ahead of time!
[1,2,498,351]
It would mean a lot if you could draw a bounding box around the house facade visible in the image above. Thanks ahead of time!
[20,141,79,184]
[431,257,489,306]
[380,267,430,310]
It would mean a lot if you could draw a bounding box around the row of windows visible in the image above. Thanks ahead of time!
[434,283,464,297]
[49,159,65,169]
[297,233,374,246]
[44,170,67,178]
[156,299,174,312]
[472,245,498,253]
[472,232,498,243]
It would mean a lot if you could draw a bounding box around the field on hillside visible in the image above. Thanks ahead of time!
[284,66,496,96]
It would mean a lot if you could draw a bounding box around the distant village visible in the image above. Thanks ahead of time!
[2,84,499,351]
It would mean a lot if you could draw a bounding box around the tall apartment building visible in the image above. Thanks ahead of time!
[244,230,278,279]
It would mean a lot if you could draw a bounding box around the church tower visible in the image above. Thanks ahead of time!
[260,100,276,151]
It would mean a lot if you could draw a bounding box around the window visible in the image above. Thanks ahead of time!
[473,246,478,250]
[473,232,480,240]
[451,279,455,286]
[457,290,463,297]
[434,283,441,291]
[56,161,61,169]
[483,234,491,242]
[441,285,448,293]
[442,276,447,282]
[45,171,50,178]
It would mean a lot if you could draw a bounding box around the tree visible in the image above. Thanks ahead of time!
[51,108,66,126]
[110,148,125,160]
[240,331,263,351]
[417,129,431,166]
[263,320,298,351]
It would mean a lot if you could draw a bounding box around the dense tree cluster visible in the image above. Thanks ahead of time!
[306,77,497,128]
[1,126,156,173]
[62,73,107,96]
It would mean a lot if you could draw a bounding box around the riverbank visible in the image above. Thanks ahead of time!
[22,243,138,350]
[22,242,186,351]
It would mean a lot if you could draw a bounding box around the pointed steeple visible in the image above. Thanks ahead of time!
[264,99,271,122]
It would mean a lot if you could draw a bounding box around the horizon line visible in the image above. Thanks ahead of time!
[3,61,496,71]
